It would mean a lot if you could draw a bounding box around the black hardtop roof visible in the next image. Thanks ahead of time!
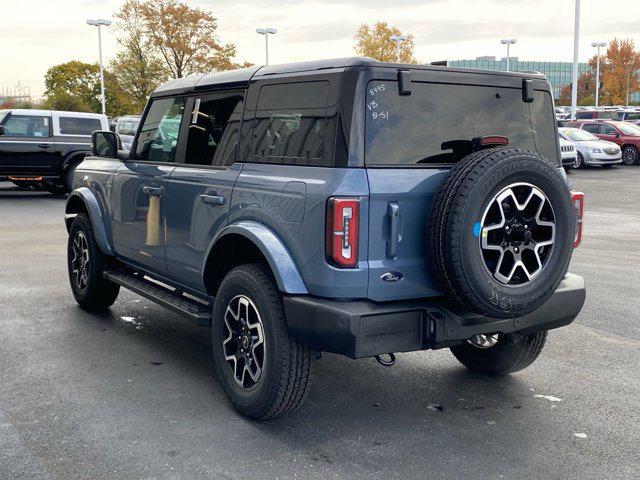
[151,56,547,97]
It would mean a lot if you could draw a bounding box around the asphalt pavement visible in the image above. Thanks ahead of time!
[0,167,638,480]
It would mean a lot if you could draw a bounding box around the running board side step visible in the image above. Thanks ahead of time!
[103,270,212,326]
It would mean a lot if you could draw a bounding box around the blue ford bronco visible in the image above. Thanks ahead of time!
[65,58,586,419]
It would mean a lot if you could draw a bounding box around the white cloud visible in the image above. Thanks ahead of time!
[1,0,639,97]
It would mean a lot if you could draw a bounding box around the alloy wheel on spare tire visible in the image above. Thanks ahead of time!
[622,145,639,165]
[428,147,575,319]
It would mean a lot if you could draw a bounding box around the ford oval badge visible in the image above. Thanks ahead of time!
[380,271,404,283]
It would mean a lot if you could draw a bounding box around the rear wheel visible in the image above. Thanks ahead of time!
[622,145,639,165]
[212,264,313,420]
[450,331,547,375]
[67,214,120,311]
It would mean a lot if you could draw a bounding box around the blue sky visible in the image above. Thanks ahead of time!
[1,0,639,97]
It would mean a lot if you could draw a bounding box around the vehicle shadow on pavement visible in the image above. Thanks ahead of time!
[70,300,535,427]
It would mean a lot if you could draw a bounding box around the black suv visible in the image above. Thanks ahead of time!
[0,109,108,193]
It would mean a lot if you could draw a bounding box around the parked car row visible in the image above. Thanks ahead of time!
[556,106,640,126]
[565,120,640,166]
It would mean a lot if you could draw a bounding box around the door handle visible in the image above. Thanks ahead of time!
[387,202,401,258]
[38,144,52,149]
[142,185,164,197]
[200,194,225,206]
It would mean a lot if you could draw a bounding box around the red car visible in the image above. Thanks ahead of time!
[565,120,640,165]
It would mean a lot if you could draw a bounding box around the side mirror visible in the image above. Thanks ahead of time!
[613,132,621,138]
[0,125,5,136]
[92,130,119,158]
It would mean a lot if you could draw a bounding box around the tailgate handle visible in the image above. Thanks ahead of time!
[387,202,401,258]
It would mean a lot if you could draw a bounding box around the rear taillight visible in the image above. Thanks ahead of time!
[326,197,359,267]
[571,191,584,248]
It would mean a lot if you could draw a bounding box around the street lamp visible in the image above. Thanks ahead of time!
[390,34,408,63]
[570,0,580,120]
[500,39,517,71]
[591,42,606,107]
[86,18,111,116]
[256,28,277,66]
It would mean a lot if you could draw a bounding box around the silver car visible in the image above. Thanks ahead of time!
[558,127,622,169]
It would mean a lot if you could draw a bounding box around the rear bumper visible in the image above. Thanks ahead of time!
[284,273,586,358]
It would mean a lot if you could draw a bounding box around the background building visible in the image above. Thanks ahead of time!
[448,56,591,99]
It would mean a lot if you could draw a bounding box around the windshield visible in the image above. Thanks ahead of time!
[365,81,559,166]
[562,129,598,142]
[618,122,640,136]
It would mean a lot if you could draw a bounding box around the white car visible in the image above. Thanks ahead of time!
[558,127,622,169]
[559,136,577,169]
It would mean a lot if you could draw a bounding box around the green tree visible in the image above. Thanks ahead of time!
[43,61,135,116]
[354,22,417,63]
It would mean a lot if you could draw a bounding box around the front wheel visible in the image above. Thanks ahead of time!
[67,214,120,311]
[212,264,313,420]
[450,331,547,375]
[571,152,584,169]
[622,146,639,166]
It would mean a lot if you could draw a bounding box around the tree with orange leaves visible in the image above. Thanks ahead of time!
[354,22,417,64]
[596,38,640,105]
[117,0,250,80]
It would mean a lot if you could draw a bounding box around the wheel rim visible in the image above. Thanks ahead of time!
[71,231,90,291]
[623,147,637,165]
[572,153,582,169]
[479,182,556,286]
[468,334,500,349]
[222,295,266,389]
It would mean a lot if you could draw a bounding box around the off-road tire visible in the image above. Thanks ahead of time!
[67,214,120,311]
[450,331,547,375]
[428,147,575,319]
[212,264,313,420]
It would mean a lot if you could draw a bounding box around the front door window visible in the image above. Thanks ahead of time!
[135,97,186,163]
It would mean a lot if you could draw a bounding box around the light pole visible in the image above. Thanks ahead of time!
[390,34,408,63]
[86,18,111,116]
[627,71,631,107]
[500,39,517,71]
[591,42,606,107]
[571,0,580,120]
[256,28,277,66]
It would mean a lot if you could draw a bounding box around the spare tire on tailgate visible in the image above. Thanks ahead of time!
[428,147,575,319]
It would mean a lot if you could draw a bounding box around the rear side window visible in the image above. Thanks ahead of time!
[59,117,102,136]
[3,115,50,138]
[251,81,328,164]
[116,118,140,136]
[365,81,559,166]
[582,123,600,134]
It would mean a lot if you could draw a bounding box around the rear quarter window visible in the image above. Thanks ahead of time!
[250,81,329,165]
[59,117,103,136]
[365,80,559,166]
